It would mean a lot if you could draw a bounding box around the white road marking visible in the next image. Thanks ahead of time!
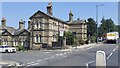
[113,48,116,52]
[107,53,113,59]
[63,52,67,54]
[55,54,59,56]
[49,56,55,58]
[28,63,39,66]
[37,60,42,62]
[27,62,35,64]
[20,64,24,66]
[86,46,93,49]
[76,50,79,51]
[44,52,50,53]
[113,46,118,52]
[63,55,67,57]
[85,61,95,68]
[86,63,89,68]
[59,53,63,56]
[43,58,49,60]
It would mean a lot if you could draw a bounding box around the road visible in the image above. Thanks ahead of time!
[1,43,119,67]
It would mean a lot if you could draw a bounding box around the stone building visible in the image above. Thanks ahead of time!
[0,2,87,50]
[0,18,30,49]
[28,2,69,49]
[67,11,87,41]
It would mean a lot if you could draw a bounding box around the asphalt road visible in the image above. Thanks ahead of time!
[1,43,118,67]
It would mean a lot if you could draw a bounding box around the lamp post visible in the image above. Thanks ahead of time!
[96,4,104,44]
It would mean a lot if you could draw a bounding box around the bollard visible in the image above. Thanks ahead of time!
[96,51,106,68]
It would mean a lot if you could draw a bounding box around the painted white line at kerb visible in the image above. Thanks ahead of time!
[107,53,113,59]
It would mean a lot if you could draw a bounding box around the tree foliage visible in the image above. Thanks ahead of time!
[64,31,76,45]
[98,18,116,36]
[87,18,97,43]
[115,25,120,36]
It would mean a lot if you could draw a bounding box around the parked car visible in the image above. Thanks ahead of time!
[0,45,16,53]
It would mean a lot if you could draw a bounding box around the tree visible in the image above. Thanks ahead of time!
[64,31,76,45]
[98,18,116,36]
[87,18,97,43]
[115,25,120,36]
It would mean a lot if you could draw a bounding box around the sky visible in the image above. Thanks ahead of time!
[1,2,118,29]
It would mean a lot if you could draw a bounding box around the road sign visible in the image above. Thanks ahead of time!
[96,51,106,68]
[59,28,64,37]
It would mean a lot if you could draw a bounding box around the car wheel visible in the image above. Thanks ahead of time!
[5,50,9,53]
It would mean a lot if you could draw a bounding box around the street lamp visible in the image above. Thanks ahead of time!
[96,4,104,44]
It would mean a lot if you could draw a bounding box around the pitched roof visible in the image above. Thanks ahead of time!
[67,19,86,24]
[0,25,29,36]
[14,29,29,35]
[0,25,16,35]
[29,10,68,25]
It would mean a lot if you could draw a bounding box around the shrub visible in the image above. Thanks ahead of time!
[17,45,25,51]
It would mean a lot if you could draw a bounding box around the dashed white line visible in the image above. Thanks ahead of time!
[37,60,42,62]
[113,48,116,52]
[27,62,35,64]
[63,55,67,57]
[63,52,67,54]
[44,52,50,53]
[113,46,118,52]
[28,63,39,66]
[49,56,55,58]
[107,53,113,59]
[43,58,49,60]
[55,53,59,56]
[59,53,63,56]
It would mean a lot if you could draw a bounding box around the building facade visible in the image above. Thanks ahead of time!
[28,3,69,49]
[0,18,30,49]
[67,11,87,41]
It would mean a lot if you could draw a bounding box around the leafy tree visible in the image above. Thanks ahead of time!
[98,18,116,36]
[115,25,120,36]
[64,31,76,45]
[87,18,97,43]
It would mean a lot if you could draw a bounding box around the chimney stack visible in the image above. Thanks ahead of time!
[1,17,6,27]
[28,20,31,29]
[47,2,52,15]
[19,19,25,29]
[69,11,73,22]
